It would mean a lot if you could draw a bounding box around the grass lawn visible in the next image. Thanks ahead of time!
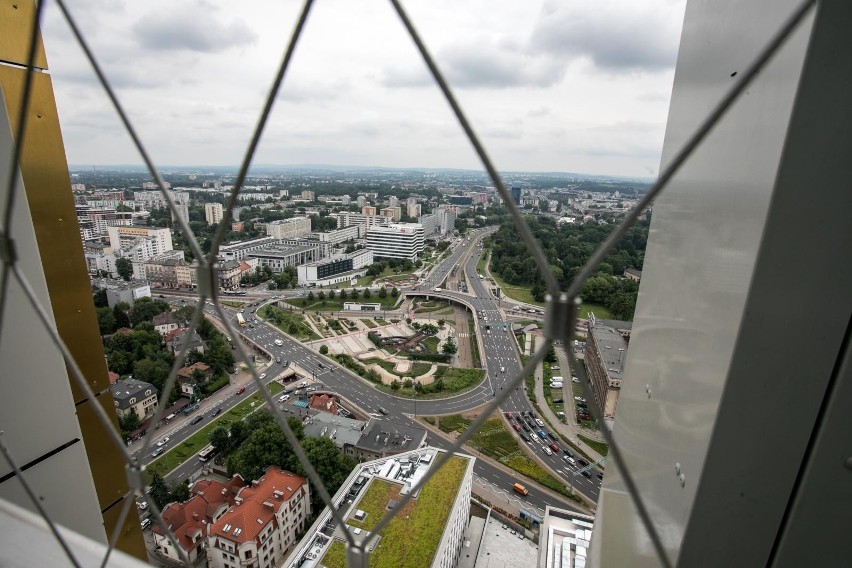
[258,305,321,342]
[579,435,609,457]
[468,319,481,368]
[332,457,467,568]
[347,478,395,531]
[221,300,246,308]
[322,542,347,568]
[377,367,484,399]
[434,415,580,502]
[146,382,283,480]
[423,336,440,353]
[361,318,378,329]
[412,300,450,314]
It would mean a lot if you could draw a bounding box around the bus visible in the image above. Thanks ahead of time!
[222,290,247,296]
[237,313,246,326]
[198,445,216,462]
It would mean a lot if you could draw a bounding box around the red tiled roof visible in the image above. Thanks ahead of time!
[309,393,339,415]
[108,371,120,385]
[210,467,306,545]
[164,328,183,343]
[177,362,211,379]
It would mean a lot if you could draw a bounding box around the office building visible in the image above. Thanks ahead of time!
[247,242,324,273]
[366,223,424,261]
[265,217,311,240]
[312,225,360,244]
[296,249,373,287]
[218,236,277,262]
[511,185,522,205]
[583,316,630,430]
[332,211,390,232]
[204,202,223,225]
[284,447,474,568]
[537,507,596,568]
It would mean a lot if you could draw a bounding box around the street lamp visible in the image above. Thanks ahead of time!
[414,381,419,417]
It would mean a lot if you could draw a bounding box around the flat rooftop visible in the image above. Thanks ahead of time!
[589,323,628,379]
[285,447,474,568]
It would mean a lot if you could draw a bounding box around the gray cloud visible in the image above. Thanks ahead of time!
[530,0,684,71]
[131,6,257,53]
[382,39,565,89]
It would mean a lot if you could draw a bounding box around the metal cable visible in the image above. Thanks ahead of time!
[208,0,315,261]
[52,0,205,262]
[565,0,817,298]
[389,0,561,297]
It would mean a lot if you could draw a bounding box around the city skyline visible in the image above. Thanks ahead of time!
[42,0,686,178]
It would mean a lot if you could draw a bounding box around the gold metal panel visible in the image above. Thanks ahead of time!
[0,1,48,69]
[0,65,145,559]
[101,496,149,560]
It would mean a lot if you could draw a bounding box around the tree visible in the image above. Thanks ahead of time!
[169,480,191,503]
[390,379,401,390]
[113,303,131,329]
[391,287,399,298]
[96,307,117,335]
[327,289,336,300]
[318,291,325,301]
[307,291,315,302]
[115,257,133,281]
[437,319,446,327]
[130,298,171,327]
[319,345,329,355]
[149,472,171,509]
[378,287,387,299]
[93,289,108,308]
[442,338,458,354]
[118,408,140,437]
[209,426,230,453]
[339,289,348,300]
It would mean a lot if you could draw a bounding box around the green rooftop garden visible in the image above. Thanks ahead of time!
[322,455,468,568]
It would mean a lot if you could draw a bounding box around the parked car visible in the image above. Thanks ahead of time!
[140,519,151,531]
[189,414,204,425]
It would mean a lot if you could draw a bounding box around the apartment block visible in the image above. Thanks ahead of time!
[208,467,310,568]
[266,217,312,240]
[205,202,224,226]
[380,206,401,221]
[366,223,424,261]
[107,225,173,256]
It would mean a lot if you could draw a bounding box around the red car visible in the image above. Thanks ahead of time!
[236,386,246,395]
[549,443,560,453]
[513,423,522,432]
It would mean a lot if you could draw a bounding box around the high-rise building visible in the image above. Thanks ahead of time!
[407,202,421,218]
[366,223,424,261]
[107,225,173,255]
[362,205,377,215]
[380,206,401,221]
[172,201,189,225]
[388,195,399,208]
[204,202,223,226]
[511,185,522,205]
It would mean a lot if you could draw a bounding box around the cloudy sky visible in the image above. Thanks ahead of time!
[41,0,687,177]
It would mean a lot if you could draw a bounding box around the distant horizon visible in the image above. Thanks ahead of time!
[68,163,657,183]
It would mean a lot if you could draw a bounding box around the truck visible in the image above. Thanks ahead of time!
[512,483,529,496]
[237,313,246,326]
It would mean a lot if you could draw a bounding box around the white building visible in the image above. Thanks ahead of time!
[332,211,390,231]
[218,236,277,262]
[205,202,224,226]
[407,202,422,218]
[296,249,373,286]
[172,201,189,225]
[312,225,361,244]
[284,447,474,568]
[366,223,424,261]
[104,281,151,307]
[537,506,596,568]
[266,217,312,240]
[107,226,173,256]
[208,467,310,568]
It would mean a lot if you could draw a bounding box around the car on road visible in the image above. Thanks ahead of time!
[378,407,389,415]
[189,414,204,425]
[317,362,325,369]
[578,458,590,467]
[278,394,290,402]
[542,446,553,456]
[157,437,170,447]
[136,500,148,510]
[274,339,283,346]
[549,443,560,453]
[512,423,521,432]
[151,448,165,458]
[236,386,246,395]
[260,373,267,380]
[572,377,580,383]
[211,407,222,417]
[140,519,151,531]
[564,456,576,465]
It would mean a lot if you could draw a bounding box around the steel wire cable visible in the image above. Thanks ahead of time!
[0,0,820,566]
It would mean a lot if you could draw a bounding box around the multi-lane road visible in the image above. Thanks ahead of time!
[146,227,598,515]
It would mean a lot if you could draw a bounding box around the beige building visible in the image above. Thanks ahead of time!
[208,467,310,568]
[266,217,311,240]
[407,202,422,218]
[361,205,377,215]
[110,379,157,421]
[380,206,401,221]
[205,202,224,226]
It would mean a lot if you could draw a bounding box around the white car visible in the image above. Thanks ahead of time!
[278,394,290,402]
[156,437,170,447]
[260,373,267,380]
[274,339,283,346]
